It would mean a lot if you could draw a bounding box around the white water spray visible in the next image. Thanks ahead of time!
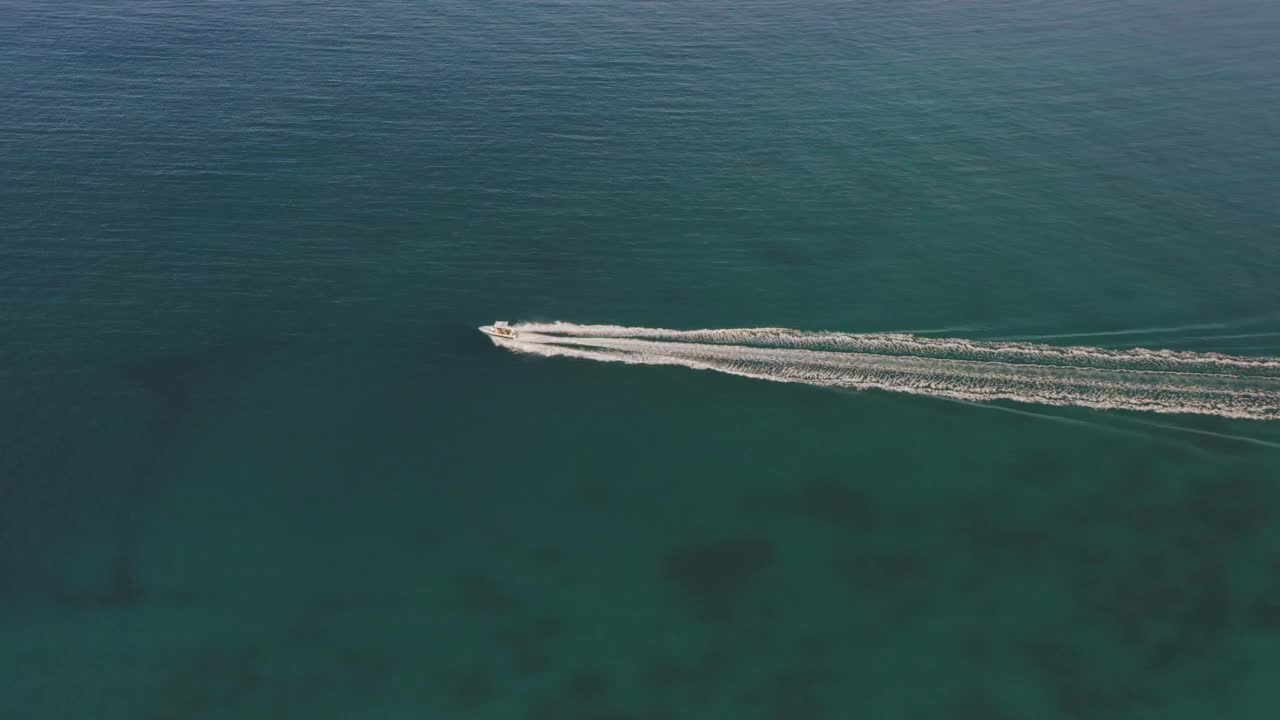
[493,322,1280,421]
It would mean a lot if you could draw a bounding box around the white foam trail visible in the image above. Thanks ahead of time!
[499,323,1280,421]
[516,323,1280,373]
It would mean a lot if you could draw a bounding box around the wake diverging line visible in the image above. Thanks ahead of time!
[494,323,1280,421]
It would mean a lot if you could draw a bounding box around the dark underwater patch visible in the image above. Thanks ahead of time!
[1248,597,1280,630]
[1147,557,1233,670]
[965,523,1049,562]
[456,574,517,614]
[48,553,142,611]
[954,692,1014,720]
[1022,636,1158,718]
[842,549,926,588]
[646,659,686,690]
[797,483,877,532]
[763,665,831,720]
[450,665,496,708]
[1181,472,1268,544]
[663,537,774,621]
[115,338,280,454]
[567,668,607,699]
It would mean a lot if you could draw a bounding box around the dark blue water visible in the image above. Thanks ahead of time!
[4,1,1280,717]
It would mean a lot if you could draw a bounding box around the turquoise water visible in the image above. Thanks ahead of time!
[4,0,1280,717]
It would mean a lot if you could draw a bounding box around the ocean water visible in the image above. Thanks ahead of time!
[4,0,1280,717]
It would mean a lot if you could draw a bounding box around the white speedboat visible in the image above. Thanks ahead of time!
[479,320,517,340]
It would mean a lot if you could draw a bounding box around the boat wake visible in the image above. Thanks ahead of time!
[491,322,1280,421]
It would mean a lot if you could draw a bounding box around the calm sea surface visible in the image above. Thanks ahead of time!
[4,1,1280,718]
